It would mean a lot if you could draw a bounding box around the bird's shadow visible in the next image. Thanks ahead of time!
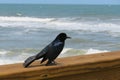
[28,64,45,68]
[27,63,62,68]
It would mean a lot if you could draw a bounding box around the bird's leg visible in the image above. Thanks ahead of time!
[46,60,56,66]
[45,60,52,66]
[40,57,47,64]
[52,61,58,65]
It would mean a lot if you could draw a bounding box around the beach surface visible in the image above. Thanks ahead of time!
[0,51,120,80]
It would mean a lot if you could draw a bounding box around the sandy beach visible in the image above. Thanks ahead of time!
[0,51,120,80]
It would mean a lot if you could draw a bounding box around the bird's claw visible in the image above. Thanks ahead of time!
[45,61,57,66]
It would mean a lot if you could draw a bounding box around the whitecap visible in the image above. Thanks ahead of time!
[0,16,120,34]
[86,48,109,54]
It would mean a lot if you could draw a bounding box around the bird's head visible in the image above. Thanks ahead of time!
[56,33,71,42]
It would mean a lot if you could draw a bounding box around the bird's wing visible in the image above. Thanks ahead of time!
[35,45,49,59]
[53,41,64,53]
[53,42,63,47]
[47,41,64,60]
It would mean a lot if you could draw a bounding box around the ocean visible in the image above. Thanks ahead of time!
[0,4,120,65]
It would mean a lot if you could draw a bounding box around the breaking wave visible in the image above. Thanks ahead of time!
[0,48,109,65]
[0,16,120,33]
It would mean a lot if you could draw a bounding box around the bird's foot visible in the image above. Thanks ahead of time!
[52,61,58,65]
[45,61,57,66]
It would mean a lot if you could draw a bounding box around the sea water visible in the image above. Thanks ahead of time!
[0,4,120,65]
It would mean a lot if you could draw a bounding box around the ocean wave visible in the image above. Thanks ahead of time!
[0,16,53,22]
[60,48,109,57]
[0,16,120,36]
[85,48,108,54]
[0,48,109,65]
[0,50,10,56]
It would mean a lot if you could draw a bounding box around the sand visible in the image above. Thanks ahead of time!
[0,51,120,80]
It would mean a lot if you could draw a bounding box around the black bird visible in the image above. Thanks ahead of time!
[23,33,71,68]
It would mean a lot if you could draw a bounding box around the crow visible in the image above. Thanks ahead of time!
[23,33,71,68]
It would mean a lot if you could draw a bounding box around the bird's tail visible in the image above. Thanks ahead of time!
[23,56,36,68]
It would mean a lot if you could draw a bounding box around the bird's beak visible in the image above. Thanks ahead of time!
[67,36,71,39]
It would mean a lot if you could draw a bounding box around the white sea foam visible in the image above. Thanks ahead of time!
[0,49,33,65]
[0,50,9,55]
[0,16,53,22]
[0,59,23,65]
[59,48,109,57]
[85,48,109,54]
[0,16,120,33]
[0,16,120,34]
[0,48,109,65]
